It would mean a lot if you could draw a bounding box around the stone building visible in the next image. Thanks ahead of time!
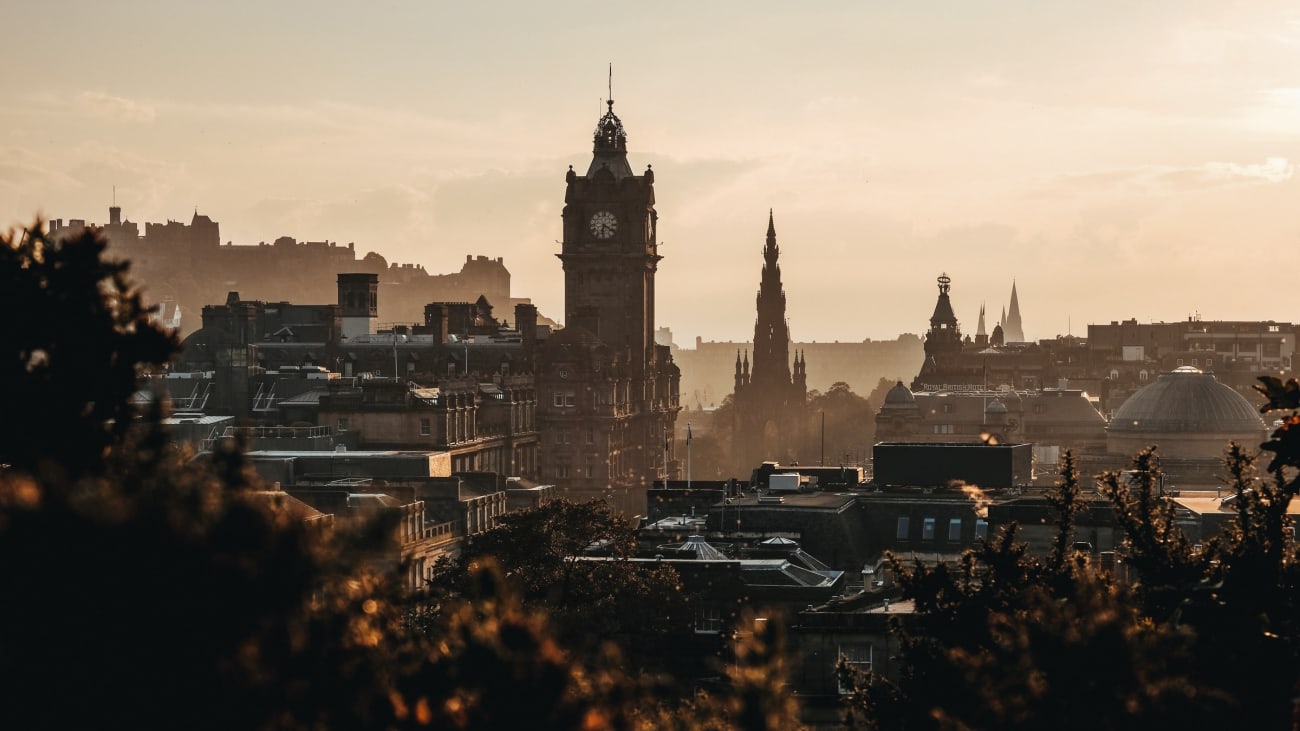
[1106,366,1269,487]
[876,381,1108,468]
[911,274,1058,393]
[536,97,681,508]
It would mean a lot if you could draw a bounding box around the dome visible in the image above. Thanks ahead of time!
[883,381,916,407]
[1109,367,1264,435]
[985,399,1008,414]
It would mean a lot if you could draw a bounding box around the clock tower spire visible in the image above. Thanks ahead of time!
[542,86,679,504]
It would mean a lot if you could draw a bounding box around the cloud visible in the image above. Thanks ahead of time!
[76,92,156,123]
[1204,156,1293,183]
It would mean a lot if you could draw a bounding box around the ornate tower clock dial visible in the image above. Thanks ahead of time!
[589,210,618,239]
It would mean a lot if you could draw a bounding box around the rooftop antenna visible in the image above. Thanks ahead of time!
[608,62,613,105]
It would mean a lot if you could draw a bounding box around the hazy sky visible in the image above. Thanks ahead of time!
[5,1,1300,344]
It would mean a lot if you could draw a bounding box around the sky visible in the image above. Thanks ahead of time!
[5,1,1300,344]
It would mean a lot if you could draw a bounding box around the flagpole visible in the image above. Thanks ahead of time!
[686,422,692,490]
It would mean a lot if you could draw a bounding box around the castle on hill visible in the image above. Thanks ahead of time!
[46,208,544,336]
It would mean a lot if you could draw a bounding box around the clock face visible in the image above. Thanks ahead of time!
[589,210,618,239]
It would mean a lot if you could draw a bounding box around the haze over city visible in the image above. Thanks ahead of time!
[5,0,1300,342]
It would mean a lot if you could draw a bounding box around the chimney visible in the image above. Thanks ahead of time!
[337,273,379,338]
[424,304,450,345]
[515,302,538,357]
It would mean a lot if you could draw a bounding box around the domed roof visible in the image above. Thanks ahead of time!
[1109,367,1265,434]
[883,381,916,407]
[985,399,1008,414]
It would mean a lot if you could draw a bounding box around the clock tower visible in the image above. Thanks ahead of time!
[558,99,659,374]
[539,96,680,510]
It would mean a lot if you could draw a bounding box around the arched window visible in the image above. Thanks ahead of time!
[1139,370,1149,381]
[1109,369,1119,381]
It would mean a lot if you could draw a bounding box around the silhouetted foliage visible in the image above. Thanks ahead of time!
[429,498,689,664]
[0,221,177,478]
[846,430,1300,730]
[807,380,884,466]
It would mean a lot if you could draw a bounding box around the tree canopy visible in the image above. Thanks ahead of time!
[845,423,1300,730]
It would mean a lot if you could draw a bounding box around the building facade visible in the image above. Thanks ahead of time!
[536,98,681,506]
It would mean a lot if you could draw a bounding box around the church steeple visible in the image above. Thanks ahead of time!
[1005,280,1025,343]
[975,302,989,347]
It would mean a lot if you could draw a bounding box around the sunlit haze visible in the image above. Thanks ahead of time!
[6,0,1300,343]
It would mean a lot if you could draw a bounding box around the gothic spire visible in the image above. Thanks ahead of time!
[751,210,792,389]
[976,302,987,337]
[1005,280,1024,342]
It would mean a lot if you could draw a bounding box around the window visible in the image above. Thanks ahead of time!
[419,418,431,436]
[565,391,576,407]
[976,519,988,539]
[337,417,349,432]
[1139,370,1149,381]
[896,517,910,540]
[553,392,565,407]
[1177,358,1184,366]
[1191,358,1198,366]
[556,465,569,479]
[922,518,936,540]
[838,644,874,694]
[948,518,962,541]
[586,428,595,444]
[943,403,954,414]
[695,606,722,634]
[1206,358,1213,367]
[933,424,954,435]
[1109,369,1119,381]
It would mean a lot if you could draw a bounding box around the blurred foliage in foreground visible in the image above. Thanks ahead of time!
[0,222,801,730]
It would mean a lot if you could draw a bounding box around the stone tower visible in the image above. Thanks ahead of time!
[732,212,809,470]
[557,98,659,373]
[538,94,680,510]
[337,273,378,339]
[912,273,964,390]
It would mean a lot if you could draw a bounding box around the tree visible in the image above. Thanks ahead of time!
[846,420,1300,730]
[430,498,689,664]
[807,381,878,466]
[0,223,411,730]
[0,222,177,477]
[843,451,1214,730]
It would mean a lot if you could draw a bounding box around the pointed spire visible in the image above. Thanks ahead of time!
[976,302,987,337]
[767,208,776,239]
[1005,279,1024,342]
